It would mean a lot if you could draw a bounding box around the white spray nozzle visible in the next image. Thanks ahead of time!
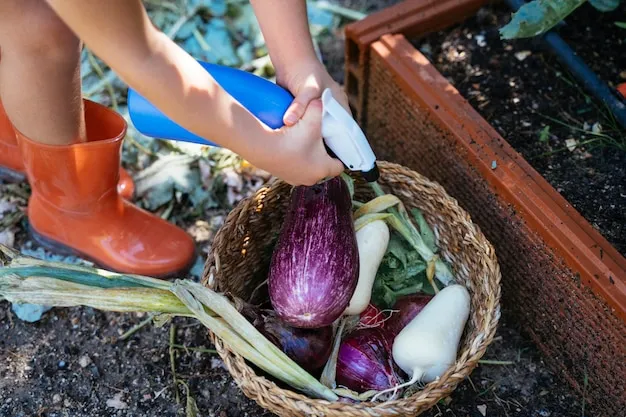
[320,89,379,181]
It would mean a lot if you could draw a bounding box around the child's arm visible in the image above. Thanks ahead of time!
[44,0,343,186]
[250,0,351,126]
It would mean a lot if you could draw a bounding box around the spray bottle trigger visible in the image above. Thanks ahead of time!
[320,89,377,175]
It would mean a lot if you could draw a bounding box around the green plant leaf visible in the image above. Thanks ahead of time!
[499,0,586,39]
[589,0,621,12]
[539,125,551,142]
[615,21,626,28]
[411,208,437,253]
[370,231,429,308]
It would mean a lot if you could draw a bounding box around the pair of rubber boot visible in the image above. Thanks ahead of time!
[0,99,196,278]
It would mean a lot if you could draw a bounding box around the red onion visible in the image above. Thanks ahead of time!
[385,293,433,339]
[237,301,334,374]
[336,328,401,392]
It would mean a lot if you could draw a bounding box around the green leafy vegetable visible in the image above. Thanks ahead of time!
[370,232,436,309]
[499,0,586,39]
[340,172,355,199]
[410,208,437,253]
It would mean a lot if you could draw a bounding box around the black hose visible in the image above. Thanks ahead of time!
[503,0,626,129]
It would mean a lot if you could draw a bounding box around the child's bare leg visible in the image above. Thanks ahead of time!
[0,0,86,145]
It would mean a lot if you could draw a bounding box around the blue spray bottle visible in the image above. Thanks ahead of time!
[127,60,379,182]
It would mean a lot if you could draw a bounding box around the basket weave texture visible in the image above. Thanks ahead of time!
[202,161,502,417]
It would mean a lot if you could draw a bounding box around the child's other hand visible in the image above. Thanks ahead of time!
[259,99,344,186]
[278,59,351,126]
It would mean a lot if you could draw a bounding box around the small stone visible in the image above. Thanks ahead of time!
[491,160,497,170]
[591,122,602,134]
[565,138,577,152]
[512,97,520,104]
[64,399,71,408]
[515,50,531,61]
[79,355,91,368]
[57,360,67,370]
[477,404,487,416]
[475,34,487,47]
[210,357,227,370]
[620,70,626,80]
[106,393,128,410]
[53,394,62,404]
[90,365,100,378]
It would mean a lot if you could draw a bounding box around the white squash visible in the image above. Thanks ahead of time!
[371,284,471,400]
[343,219,390,316]
[393,284,471,383]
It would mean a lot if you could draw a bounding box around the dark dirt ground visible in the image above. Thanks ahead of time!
[412,1,626,257]
[0,1,598,416]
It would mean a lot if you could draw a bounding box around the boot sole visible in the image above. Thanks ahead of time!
[27,223,197,280]
[0,166,26,183]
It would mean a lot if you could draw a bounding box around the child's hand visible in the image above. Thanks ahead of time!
[278,59,351,127]
[251,99,344,186]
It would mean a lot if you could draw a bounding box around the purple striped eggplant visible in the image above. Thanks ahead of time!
[268,176,359,328]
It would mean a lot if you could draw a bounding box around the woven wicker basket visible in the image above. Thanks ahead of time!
[201,161,501,417]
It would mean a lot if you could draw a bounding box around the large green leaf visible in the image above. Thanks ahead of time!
[499,0,586,39]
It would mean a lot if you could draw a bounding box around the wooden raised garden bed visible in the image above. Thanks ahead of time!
[344,1,626,416]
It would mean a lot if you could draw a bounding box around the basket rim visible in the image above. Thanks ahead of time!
[202,161,502,416]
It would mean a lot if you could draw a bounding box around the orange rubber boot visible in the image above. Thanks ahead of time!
[0,99,135,200]
[15,99,196,278]
[0,100,26,182]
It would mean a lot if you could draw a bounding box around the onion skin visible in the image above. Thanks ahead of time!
[336,328,401,392]
[385,293,433,340]
[359,304,387,328]
[237,302,334,374]
[268,177,359,328]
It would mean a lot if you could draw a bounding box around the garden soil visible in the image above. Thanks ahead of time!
[412,1,626,257]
